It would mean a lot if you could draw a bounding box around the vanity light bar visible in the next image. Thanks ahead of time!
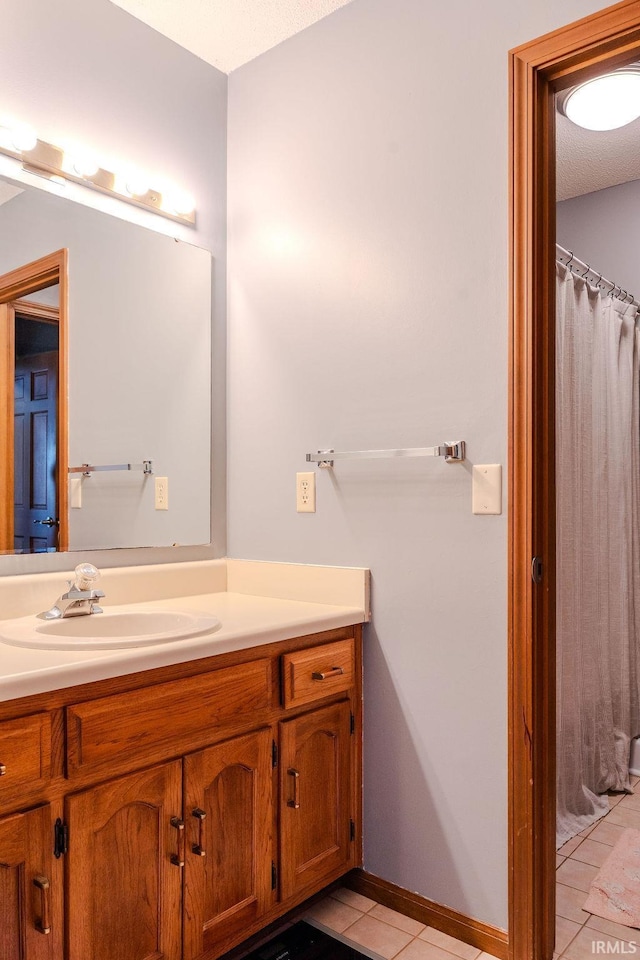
[0,128,196,226]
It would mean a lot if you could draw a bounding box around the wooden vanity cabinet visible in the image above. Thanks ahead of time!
[279,700,353,901]
[65,760,183,960]
[0,625,362,960]
[183,727,275,960]
[0,804,60,960]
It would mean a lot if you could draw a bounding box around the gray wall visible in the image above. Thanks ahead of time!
[227,0,606,929]
[558,178,640,296]
[0,0,227,569]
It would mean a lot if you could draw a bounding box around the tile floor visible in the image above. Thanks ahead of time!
[303,777,640,960]
[303,887,501,960]
[555,773,640,958]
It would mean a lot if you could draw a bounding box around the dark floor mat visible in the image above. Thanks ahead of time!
[239,920,379,960]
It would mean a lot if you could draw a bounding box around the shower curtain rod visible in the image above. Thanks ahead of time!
[556,244,640,309]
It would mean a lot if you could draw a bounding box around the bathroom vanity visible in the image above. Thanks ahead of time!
[0,560,368,960]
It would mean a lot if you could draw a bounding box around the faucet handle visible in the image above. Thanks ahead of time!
[74,563,100,591]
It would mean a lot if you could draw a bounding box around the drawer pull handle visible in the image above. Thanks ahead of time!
[170,817,185,867]
[191,808,206,857]
[33,875,51,935]
[287,768,300,809]
[0,763,6,776]
[312,666,344,681]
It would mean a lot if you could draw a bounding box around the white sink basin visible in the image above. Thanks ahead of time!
[0,609,222,650]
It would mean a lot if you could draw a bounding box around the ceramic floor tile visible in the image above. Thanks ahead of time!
[557,855,566,868]
[304,897,362,933]
[555,916,583,954]
[342,914,414,960]
[569,838,611,868]
[588,820,628,846]
[368,904,425,936]
[605,806,640,829]
[608,793,625,808]
[564,926,636,960]
[556,883,591,924]
[586,913,640,940]
[559,836,583,856]
[617,793,640,811]
[578,823,598,838]
[556,859,599,893]
[418,926,481,960]
[477,953,501,960]
[394,940,461,960]
[331,888,377,913]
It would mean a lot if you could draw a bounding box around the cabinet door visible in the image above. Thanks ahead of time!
[0,804,59,960]
[183,727,274,960]
[279,700,353,900]
[66,760,182,960]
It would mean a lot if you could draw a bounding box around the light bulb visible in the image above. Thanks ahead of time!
[71,153,100,178]
[563,71,640,130]
[125,172,149,197]
[10,124,38,152]
[165,188,195,216]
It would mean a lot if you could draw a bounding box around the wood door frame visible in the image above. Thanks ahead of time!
[509,3,640,957]
[0,249,68,553]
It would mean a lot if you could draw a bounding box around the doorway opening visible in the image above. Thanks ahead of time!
[0,250,68,553]
[509,3,640,958]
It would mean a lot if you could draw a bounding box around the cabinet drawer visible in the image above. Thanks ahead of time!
[281,639,355,708]
[67,659,273,778]
[0,713,51,801]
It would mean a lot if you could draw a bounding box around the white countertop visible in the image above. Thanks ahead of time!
[0,591,366,702]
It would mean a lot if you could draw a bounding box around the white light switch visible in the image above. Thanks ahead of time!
[472,464,502,515]
[70,478,82,509]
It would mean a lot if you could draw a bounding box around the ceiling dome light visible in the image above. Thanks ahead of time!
[561,71,640,131]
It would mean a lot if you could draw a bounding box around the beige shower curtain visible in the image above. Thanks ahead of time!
[556,260,640,847]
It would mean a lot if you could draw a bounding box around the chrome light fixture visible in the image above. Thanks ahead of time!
[559,67,640,131]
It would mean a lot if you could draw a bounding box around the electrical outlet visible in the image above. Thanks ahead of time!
[155,476,169,510]
[296,472,316,513]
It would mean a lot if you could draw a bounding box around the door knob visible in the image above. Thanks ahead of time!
[33,517,59,527]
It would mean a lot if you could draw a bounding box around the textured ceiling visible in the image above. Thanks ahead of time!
[556,108,640,201]
[109,0,357,73]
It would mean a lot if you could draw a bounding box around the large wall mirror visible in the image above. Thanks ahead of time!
[0,172,211,556]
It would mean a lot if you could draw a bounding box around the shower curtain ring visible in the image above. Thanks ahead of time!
[566,250,574,269]
[581,262,591,278]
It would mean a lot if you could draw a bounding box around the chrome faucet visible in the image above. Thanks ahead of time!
[40,563,105,620]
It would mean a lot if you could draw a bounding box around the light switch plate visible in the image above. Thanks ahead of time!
[472,464,502,515]
[70,478,82,509]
